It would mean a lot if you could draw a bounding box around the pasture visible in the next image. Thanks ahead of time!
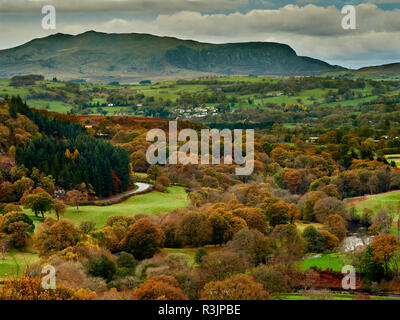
[26,186,189,228]
[300,253,349,272]
[347,190,400,216]
[0,251,39,280]
[385,154,400,168]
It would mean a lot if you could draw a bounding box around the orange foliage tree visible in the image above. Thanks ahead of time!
[200,274,270,300]
[133,275,187,300]
[33,217,84,256]
[121,218,165,260]
[370,234,400,273]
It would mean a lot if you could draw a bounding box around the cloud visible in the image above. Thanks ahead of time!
[68,4,400,38]
[0,0,248,14]
[0,2,399,68]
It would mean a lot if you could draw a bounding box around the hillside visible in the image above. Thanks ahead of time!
[0,31,345,82]
[355,63,400,78]
[330,63,400,79]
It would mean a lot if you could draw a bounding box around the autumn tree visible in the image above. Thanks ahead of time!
[282,168,302,194]
[227,228,270,265]
[80,221,96,234]
[178,211,212,247]
[0,211,35,234]
[7,221,32,248]
[133,275,187,300]
[232,207,267,234]
[313,197,347,223]
[66,190,87,213]
[121,218,165,260]
[33,218,84,256]
[147,165,163,181]
[288,203,301,224]
[369,208,393,235]
[131,150,149,172]
[263,198,290,227]
[155,175,171,192]
[200,250,249,282]
[13,176,34,199]
[319,230,340,251]
[370,234,399,275]
[207,208,246,245]
[200,274,270,300]
[269,224,305,267]
[324,214,347,241]
[302,226,325,253]
[251,265,289,294]
[23,191,54,218]
[0,277,95,300]
[301,191,327,222]
[52,199,67,221]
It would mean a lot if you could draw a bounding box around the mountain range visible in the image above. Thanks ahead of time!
[0,31,398,82]
[0,31,346,82]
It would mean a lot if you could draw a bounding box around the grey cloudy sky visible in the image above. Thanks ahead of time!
[0,0,399,68]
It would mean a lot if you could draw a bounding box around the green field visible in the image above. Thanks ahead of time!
[26,186,189,228]
[348,190,400,216]
[26,99,72,114]
[0,251,39,280]
[300,253,349,272]
[385,154,400,168]
[273,293,400,300]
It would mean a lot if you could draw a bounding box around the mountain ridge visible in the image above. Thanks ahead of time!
[0,31,348,82]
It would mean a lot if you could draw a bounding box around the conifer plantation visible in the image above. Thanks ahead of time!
[9,96,130,197]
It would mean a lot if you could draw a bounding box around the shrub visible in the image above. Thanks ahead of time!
[80,221,96,234]
[117,252,137,269]
[194,248,208,264]
[89,254,117,282]
[302,226,325,253]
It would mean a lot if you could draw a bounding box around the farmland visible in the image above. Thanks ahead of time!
[0,251,39,280]
[1,76,399,123]
[25,186,189,229]
[347,190,400,216]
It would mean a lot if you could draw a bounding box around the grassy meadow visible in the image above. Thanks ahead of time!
[347,190,400,216]
[273,293,400,300]
[300,253,350,272]
[26,186,189,229]
[0,251,40,280]
[385,154,400,168]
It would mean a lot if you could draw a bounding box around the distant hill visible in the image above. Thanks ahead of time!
[0,31,346,82]
[355,63,400,78]
[330,63,400,79]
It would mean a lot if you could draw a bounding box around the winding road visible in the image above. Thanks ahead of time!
[95,182,153,203]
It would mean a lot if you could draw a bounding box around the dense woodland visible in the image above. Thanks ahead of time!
[7,96,130,197]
